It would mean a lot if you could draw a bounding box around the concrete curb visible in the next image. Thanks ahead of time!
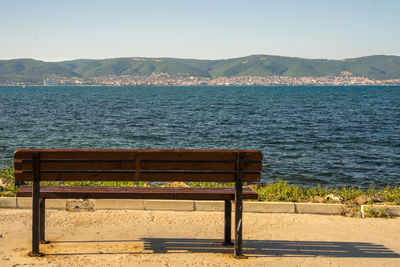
[245,202,296,213]
[361,204,400,218]
[194,201,295,213]
[295,203,346,215]
[0,197,16,208]
[1,197,399,216]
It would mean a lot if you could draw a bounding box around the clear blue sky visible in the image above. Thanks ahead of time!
[1,0,399,61]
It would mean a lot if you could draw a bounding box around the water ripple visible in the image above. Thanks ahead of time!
[0,85,399,187]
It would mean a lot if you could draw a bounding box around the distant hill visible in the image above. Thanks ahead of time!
[1,54,400,82]
[0,58,81,82]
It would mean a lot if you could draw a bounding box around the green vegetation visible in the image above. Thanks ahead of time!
[189,182,235,188]
[1,55,400,82]
[0,165,13,180]
[254,179,400,204]
[363,205,393,219]
[0,58,81,82]
[0,165,17,196]
[1,165,399,207]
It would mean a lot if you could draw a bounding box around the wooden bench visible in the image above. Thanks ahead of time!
[14,149,263,258]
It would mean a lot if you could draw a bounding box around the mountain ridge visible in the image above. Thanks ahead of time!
[1,54,400,82]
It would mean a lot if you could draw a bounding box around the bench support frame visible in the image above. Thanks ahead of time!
[40,198,49,244]
[234,152,246,258]
[224,200,233,245]
[26,150,252,258]
[29,151,42,257]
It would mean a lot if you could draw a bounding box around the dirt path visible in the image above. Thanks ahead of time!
[0,209,399,266]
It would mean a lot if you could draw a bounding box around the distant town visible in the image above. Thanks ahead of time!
[2,73,400,86]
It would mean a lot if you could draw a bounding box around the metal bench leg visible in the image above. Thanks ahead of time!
[40,198,49,244]
[224,200,233,246]
[234,152,247,259]
[30,175,41,256]
[29,152,43,257]
[234,186,244,258]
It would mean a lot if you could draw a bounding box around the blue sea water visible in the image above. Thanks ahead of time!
[0,85,399,187]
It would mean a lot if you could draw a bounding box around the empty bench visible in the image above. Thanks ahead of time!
[14,149,263,258]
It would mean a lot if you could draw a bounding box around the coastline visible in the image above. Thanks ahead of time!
[2,82,400,87]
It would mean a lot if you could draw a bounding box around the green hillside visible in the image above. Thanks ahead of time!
[0,58,81,82]
[1,54,400,82]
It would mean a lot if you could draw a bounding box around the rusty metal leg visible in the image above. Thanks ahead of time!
[29,152,43,257]
[31,174,41,255]
[234,152,247,259]
[213,200,233,247]
[234,181,244,258]
[224,200,233,246]
[39,198,49,244]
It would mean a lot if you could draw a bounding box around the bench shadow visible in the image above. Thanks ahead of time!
[51,239,140,243]
[44,238,400,258]
[143,238,400,258]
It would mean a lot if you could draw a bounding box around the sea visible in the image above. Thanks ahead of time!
[1,85,399,188]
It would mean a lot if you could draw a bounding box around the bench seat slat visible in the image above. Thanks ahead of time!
[16,186,258,200]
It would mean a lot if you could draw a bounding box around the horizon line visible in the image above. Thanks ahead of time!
[1,53,399,63]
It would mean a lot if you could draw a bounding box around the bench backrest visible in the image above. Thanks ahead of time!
[14,149,262,182]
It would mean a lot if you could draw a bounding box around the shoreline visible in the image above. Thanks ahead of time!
[2,84,400,87]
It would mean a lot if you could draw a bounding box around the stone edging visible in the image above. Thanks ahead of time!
[1,197,399,216]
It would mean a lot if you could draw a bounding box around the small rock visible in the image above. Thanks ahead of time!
[325,194,344,203]
[354,195,372,205]
[371,195,386,203]
[310,196,325,203]
[0,234,2,238]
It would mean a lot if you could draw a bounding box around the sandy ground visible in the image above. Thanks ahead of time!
[0,209,400,266]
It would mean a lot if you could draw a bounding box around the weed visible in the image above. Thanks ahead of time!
[0,165,14,180]
[363,205,393,219]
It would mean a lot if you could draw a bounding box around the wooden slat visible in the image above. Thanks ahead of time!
[14,170,261,182]
[14,149,263,161]
[141,161,262,171]
[139,171,260,182]
[15,149,135,160]
[14,159,262,172]
[16,186,258,200]
[14,160,136,171]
